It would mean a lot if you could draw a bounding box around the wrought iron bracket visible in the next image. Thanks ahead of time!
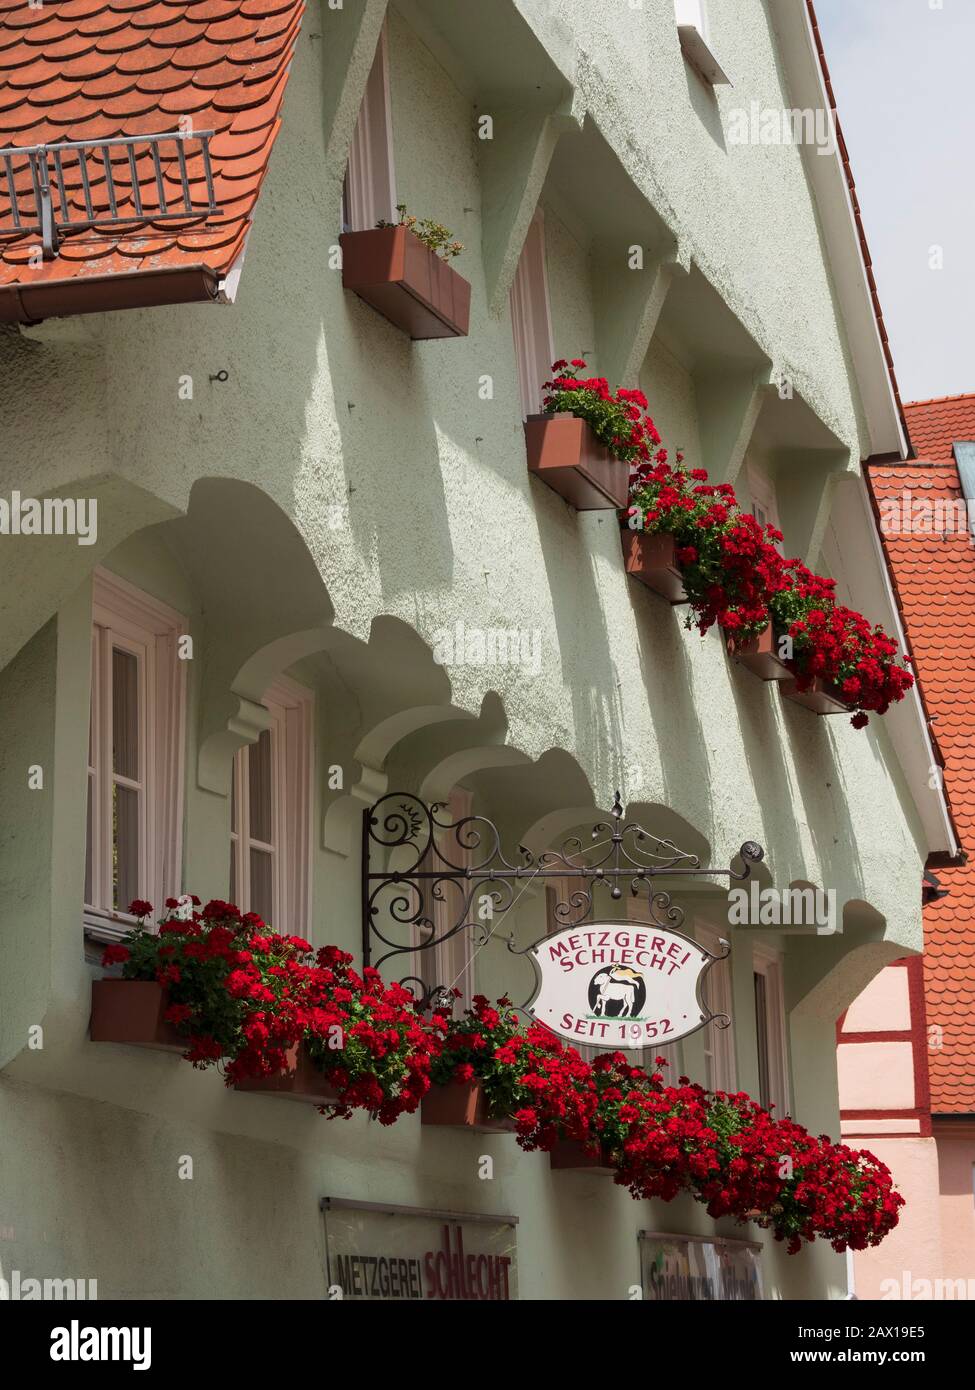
[362,790,763,1009]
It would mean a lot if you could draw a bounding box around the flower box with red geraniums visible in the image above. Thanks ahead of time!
[526,360,662,512]
[548,1139,615,1174]
[340,207,469,341]
[96,900,439,1125]
[233,1042,341,1106]
[769,560,913,728]
[421,1078,515,1133]
[621,529,687,603]
[427,994,538,1134]
[726,623,792,682]
[525,413,628,510]
[96,917,906,1253]
[89,979,185,1053]
[780,676,851,715]
[623,454,914,728]
[624,455,787,639]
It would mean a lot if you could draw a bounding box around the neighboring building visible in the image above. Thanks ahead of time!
[840,395,975,1300]
[0,0,954,1299]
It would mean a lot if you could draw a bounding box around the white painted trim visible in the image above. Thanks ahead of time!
[854,475,957,856]
[821,479,957,857]
[773,3,906,459]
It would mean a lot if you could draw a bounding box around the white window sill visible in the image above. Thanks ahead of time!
[678,25,731,86]
[83,908,143,945]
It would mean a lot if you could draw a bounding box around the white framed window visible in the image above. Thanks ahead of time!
[510,207,555,419]
[753,945,790,1117]
[675,0,729,86]
[343,21,396,232]
[84,570,187,942]
[230,675,313,932]
[696,923,736,1093]
[748,463,783,552]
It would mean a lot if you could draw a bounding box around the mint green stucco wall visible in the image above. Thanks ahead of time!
[0,0,923,1300]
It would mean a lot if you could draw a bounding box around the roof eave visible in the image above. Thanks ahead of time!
[772,0,910,461]
[0,264,222,325]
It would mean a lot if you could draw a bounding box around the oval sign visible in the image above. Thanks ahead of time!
[526,920,723,1051]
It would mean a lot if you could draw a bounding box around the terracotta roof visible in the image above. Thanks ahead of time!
[899,394,975,463]
[868,396,975,1112]
[805,0,912,458]
[0,0,304,321]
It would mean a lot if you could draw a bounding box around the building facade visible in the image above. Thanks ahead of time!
[0,0,954,1299]
[838,394,975,1300]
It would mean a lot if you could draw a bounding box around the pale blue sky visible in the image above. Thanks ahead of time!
[814,0,975,403]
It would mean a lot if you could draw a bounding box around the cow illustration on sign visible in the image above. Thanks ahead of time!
[590,964,646,1019]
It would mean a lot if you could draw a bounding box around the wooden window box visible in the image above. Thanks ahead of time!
[525,413,629,511]
[726,625,792,681]
[233,1043,341,1105]
[621,530,687,603]
[548,1139,615,1174]
[780,678,851,715]
[89,980,184,1053]
[421,1079,514,1133]
[340,226,470,340]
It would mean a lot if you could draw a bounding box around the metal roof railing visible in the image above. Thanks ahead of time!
[0,130,220,260]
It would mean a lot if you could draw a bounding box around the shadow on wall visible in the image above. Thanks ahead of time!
[533,502,634,800]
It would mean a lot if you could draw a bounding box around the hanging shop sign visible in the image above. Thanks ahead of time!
[361,789,763,1013]
[639,1232,764,1301]
[526,921,726,1050]
[322,1199,517,1301]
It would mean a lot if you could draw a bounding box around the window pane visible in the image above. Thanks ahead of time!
[85,775,93,905]
[229,838,236,903]
[114,782,139,911]
[249,848,272,924]
[248,729,273,845]
[230,758,238,833]
[754,971,770,1110]
[112,647,139,780]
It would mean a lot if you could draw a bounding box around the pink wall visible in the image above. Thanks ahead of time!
[935,1133,975,1283]
[852,1138,943,1299]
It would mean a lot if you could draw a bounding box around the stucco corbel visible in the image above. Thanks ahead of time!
[594,244,689,389]
[197,697,273,797]
[479,92,586,318]
[776,448,853,568]
[319,0,391,175]
[694,364,776,483]
[322,705,478,856]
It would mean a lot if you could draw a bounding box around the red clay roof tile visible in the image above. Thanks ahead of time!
[0,0,305,317]
[868,397,975,1112]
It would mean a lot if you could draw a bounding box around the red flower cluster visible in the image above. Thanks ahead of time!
[625,456,913,727]
[772,559,914,726]
[105,901,437,1123]
[542,359,661,466]
[432,1003,903,1253]
[102,923,903,1252]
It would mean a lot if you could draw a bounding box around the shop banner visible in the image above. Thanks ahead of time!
[323,1200,517,1301]
[640,1232,764,1301]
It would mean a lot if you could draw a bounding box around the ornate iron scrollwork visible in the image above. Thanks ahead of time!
[362,790,764,1008]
